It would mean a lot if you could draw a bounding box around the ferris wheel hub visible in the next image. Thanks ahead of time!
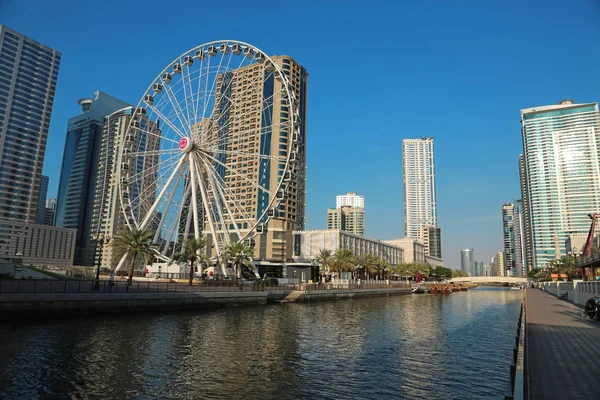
[178,137,193,153]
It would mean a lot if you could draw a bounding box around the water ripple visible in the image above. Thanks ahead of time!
[0,287,522,399]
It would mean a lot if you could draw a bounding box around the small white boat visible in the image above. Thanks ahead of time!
[510,286,521,290]
[412,284,428,294]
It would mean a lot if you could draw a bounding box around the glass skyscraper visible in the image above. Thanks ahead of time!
[35,175,49,224]
[0,26,61,223]
[55,91,130,266]
[521,100,600,269]
[460,248,474,276]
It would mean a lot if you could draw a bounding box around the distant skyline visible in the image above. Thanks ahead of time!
[2,0,600,268]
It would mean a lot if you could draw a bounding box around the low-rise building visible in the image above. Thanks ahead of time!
[0,219,76,265]
[382,238,425,264]
[292,229,403,265]
[425,254,443,268]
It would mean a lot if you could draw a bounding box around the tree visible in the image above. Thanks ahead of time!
[527,268,543,279]
[173,237,206,285]
[331,249,355,278]
[112,228,157,286]
[223,242,254,279]
[431,266,452,280]
[357,253,378,279]
[558,255,577,281]
[452,269,468,278]
[316,249,333,276]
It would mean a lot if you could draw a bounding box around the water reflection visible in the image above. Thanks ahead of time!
[0,288,522,399]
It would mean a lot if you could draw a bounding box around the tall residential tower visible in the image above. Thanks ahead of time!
[327,192,365,236]
[402,138,440,251]
[55,91,131,265]
[521,100,600,268]
[0,26,61,222]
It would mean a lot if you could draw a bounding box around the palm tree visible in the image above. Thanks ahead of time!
[357,254,378,279]
[173,237,206,285]
[331,249,355,279]
[558,255,576,281]
[112,228,157,286]
[223,242,254,279]
[316,249,333,277]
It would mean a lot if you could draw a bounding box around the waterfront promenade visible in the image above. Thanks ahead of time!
[526,288,600,399]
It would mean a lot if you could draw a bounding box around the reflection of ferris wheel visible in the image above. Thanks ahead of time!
[117,40,298,273]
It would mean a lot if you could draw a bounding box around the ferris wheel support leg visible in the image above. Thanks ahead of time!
[140,156,186,231]
[194,157,226,276]
[188,156,201,240]
[162,180,191,257]
[153,167,184,244]
[249,257,260,279]
[115,252,128,272]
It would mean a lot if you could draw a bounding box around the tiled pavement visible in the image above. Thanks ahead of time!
[526,288,600,399]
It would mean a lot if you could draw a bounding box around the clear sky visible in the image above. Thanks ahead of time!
[2,0,600,269]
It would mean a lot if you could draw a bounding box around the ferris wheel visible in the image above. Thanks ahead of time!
[116,40,298,275]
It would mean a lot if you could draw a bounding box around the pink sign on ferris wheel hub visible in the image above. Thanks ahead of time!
[179,137,192,153]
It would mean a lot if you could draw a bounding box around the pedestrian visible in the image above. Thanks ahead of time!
[108,272,115,292]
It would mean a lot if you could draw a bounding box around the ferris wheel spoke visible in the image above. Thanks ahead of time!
[153,165,185,243]
[147,104,187,139]
[207,147,288,163]
[206,160,256,228]
[162,75,192,136]
[123,151,181,187]
[200,48,232,125]
[199,159,231,245]
[201,151,276,197]
[199,157,244,242]
[130,125,179,145]
[137,156,186,230]
[127,148,180,158]
[192,156,220,252]
[179,57,196,128]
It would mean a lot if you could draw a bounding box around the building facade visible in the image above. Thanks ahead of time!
[518,154,534,272]
[422,225,442,258]
[35,175,49,224]
[513,200,526,277]
[492,251,505,277]
[90,106,160,270]
[55,91,131,266]
[336,192,364,209]
[382,238,425,264]
[502,202,516,276]
[204,55,308,262]
[293,230,404,265]
[521,100,600,269]
[326,205,365,236]
[460,248,474,276]
[0,26,61,223]
[402,138,437,241]
[0,218,76,265]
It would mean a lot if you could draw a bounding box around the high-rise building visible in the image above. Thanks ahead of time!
[35,175,49,224]
[521,100,600,269]
[55,91,131,265]
[0,26,61,223]
[422,225,442,258]
[518,154,534,271]
[502,202,516,276]
[46,198,57,211]
[326,206,365,236]
[473,261,484,276]
[327,192,365,236]
[204,55,308,262]
[460,249,474,276]
[492,251,505,277]
[336,192,364,209]
[513,200,526,277]
[402,138,438,245]
[89,106,160,270]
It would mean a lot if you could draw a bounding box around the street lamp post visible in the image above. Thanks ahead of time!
[93,233,104,290]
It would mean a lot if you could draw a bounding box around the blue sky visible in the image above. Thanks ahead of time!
[2,0,600,268]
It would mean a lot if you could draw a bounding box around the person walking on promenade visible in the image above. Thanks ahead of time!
[108,272,115,292]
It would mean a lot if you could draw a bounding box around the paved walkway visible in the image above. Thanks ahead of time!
[526,288,600,399]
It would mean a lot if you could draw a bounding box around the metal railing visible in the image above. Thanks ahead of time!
[0,279,412,295]
[506,301,526,400]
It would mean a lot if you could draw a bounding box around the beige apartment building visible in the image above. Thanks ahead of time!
[326,206,365,236]
[202,55,308,262]
[382,238,426,264]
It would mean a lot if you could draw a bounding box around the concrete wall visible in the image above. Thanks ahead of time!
[539,280,600,306]
[0,292,267,320]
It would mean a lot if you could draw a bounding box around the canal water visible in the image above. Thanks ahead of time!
[0,287,522,399]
